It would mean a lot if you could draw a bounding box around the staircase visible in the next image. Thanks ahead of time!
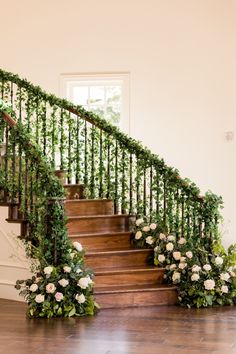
[64,184,178,308]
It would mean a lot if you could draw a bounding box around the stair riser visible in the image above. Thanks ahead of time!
[85,250,153,270]
[95,289,178,308]
[67,216,131,234]
[69,233,133,251]
[65,200,114,217]
[94,269,165,287]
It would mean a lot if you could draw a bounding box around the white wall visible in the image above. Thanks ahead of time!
[0,0,235,255]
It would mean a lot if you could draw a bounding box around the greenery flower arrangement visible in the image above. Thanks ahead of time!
[16,241,99,318]
[134,218,236,308]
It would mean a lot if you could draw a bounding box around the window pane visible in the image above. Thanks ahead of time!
[106,86,121,105]
[73,86,89,105]
[89,86,105,106]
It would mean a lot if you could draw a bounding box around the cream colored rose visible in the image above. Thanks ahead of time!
[170,264,177,270]
[179,262,187,270]
[204,279,215,290]
[135,231,142,240]
[178,237,186,245]
[215,256,223,265]
[35,294,45,303]
[142,226,150,232]
[159,233,166,240]
[136,218,144,226]
[146,236,154,245]
[44,266,53,275]
[186,251,193,259]
[76,268,82,274]
[76,293,86,304]
[220,273,230,282]
[46,283,56,293]
[173,252,181,261]
[192,265,201,272]
[158,254,165,263]
[150,223,157,230]
[191,273,200,281]
[166,242,174,251]
[29,284,38,292]
[203,264,211,271]
[63,266,71,273]
[73,241,83,252]
[78,277,90,289]
[167,235,175,241]
[154,246,159,252]
[172,272,181,282]
[221,285,228,293]
[180,256,186,262]
[58,279,69,287]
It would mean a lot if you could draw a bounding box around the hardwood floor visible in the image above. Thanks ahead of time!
[1,299,236,354]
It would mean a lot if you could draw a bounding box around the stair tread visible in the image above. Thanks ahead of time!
[86,248,153,256]
[69,231,132,237]
[94,283,177,294]
[67,214,131,220]
[94,265,164,274]
[65,199,113,203]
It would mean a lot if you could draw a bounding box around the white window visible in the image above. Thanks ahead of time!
[60,73,130,134]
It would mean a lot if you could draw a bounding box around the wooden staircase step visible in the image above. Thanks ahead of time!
[65,199,114,217]
[94,265,165,287]
[94,284,178,308]
[67,215,134,235]
[69,231,133,251]
[85,248,153,270]
[64,184,85,199]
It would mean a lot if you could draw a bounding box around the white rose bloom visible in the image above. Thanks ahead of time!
[58,279,69,287]
[166,242,174,251]
[154,246,159,252]
[29,284,38,292]
[215,256,223,266]
[78,277,90,289]
[158,254,165,263]
[191,273,200,281]
[35,294,45,303]
[150,223,157,230]
[76,293,86,304]
[172,272,181,282]
[63,266,71,273]
[73,241,83,252]
[178,237,186,245]
[136,218,144,226]
[220,273,230,282]
[167,235,175,241]
[180,257,186,262]
[46,283,56,293]
[159,233,166,240]
[186,251,193,259]
[203,264,211,271]
[142,226,150,232]
[173,252,181,261]
[204,279,215,290]
[179,262,187,270]
[146,236,154,245]
[70,252,75,259]
[221,285,229,293]
[86,276,93,284]
[44,266,53,275]
[135,231,142,240]
[76,268,82,274]
[170,264,177,270]
[192,265,201,273]
[230,271,236,277]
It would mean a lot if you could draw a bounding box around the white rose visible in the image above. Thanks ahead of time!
[150,223,157,230]
[44,266,53,275]
[179,262,187,270]
[76,268,82,274]
[159,233,166,240]
[63,266,71,273]
[154,246,159,252]
[146,236,154,245]
[180,257,186,262]
[70,252,76,259]
[170,264,177,270]
[136,218,144,226]
[203,264,211,271]
[86,276,93,284]
[220,273,230,282]
[191,273,200,281]
[230,271,235,277]
[166,242,174,251]
[76,293,86,304]
[192,265,201,273]
[158,254,165,263]
[173,252,181,261]
[78,277,90,289]
[186,251,193,259]
[204,279,215,290]
[73,242,83,252]
[135,231,142,240]
[172,272,181,282]
[221,285,229,293]
[215,256,223,266]
[46,283,56,293]
[35,294,45,303]
[178,237,186,245]
[142,226,150,232]
[167,235,175,241]
[58,279,69,287]
[29,284,38,292]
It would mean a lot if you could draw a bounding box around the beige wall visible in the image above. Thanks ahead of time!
[0,0,235,257]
